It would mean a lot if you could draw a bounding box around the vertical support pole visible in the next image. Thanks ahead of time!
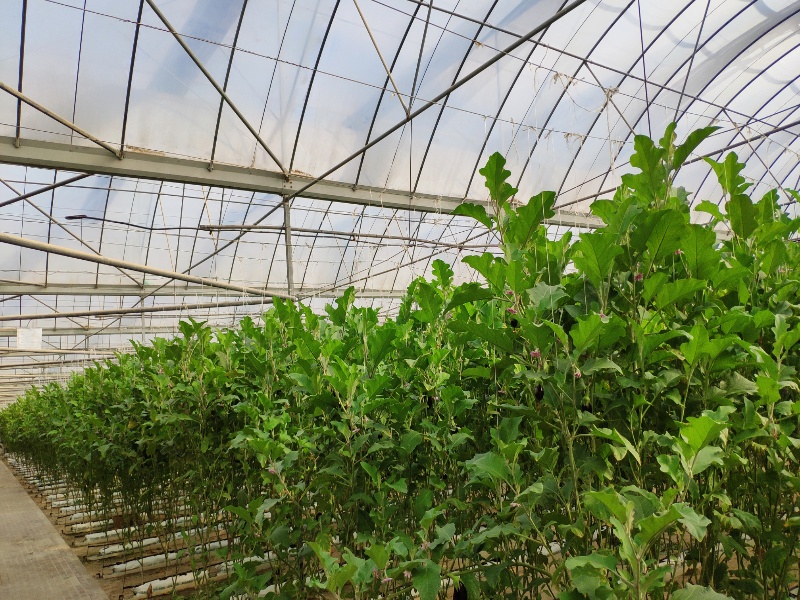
[140,294,146,343]
[15,0,28,148]
[283,196,295,297]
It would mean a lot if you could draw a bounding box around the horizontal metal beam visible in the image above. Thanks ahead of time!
[0,374,52,379]
[0,325,182,337]
[0,283,262,297]
[0,283,408,298]
[0,348,120,356]
[0,286,406,323]
[0,137,603,228]
[0,298,270,323]
[0,231,294,300]
[0,357,107,370]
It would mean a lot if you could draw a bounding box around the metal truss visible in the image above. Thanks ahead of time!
[0,136,602,229]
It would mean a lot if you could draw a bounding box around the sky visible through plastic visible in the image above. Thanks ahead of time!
[0,0,798,376]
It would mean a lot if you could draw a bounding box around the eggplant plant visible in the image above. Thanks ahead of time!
[1,124,799,600]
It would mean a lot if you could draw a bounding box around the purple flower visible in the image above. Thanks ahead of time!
[530,349,541,359]
[373,569,381,579]
[507,307,517,315]
[505,290,514,296]
[634,272,643,282]
[574,370,582,379]
[382,576,393,584]
[404,570,412,580]
[675,249,684,255]
[421,541,431,550]
[268,467,277,475]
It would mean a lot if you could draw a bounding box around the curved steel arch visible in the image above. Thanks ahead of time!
[565,19,800,211]
[581,0,793,208]
[511,0,641,194]
[392,1,599,293]
[672,48,800,206]
[289,0,343,172]
[328,2,423,290]
[209,0,250,168]
[342,0,496,294]
[549,0,696,201]
[408,0,502,194]
[671,5,800,125]
[548,0,755,206]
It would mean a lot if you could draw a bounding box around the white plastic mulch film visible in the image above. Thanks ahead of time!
[0,0,799,382]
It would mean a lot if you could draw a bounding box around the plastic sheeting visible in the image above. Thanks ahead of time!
[0,0,799,360]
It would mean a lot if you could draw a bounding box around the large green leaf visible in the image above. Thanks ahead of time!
[633,506,680,548]
[680,323,709,366]
[413,560,441,600]
[680,224,720,279]
[681,414,729,453]
[581,357,623,376]
[704,152,751,198]
[572,232,622,290]
[673,504,712,541]
[772,313,800,360]
[565,553,618,572]
[640,209,685,270]
[505,191,556,250]
[671,584,733,600]
[452,202,494,230]
[655,278,706,310]
[479,152,517,208]
[411,281,443,323]
[460,572,482,600]
[527,282,567,313]
[695,200,725,224]
[465,451,512,484]
[325,287,356,325]
[726,193,757,240]
[590,196,643,241]
[672,126,718,170]
[570,314,626,356]
[689,445,724,475]
[431,259,453,289]
[568,565,615,599]
[447,321,514,353]
[463,253,506,290]
[711,265,751,292]
[623,134,667,203]
[758,239,787,276]
[444,282,495,313]
[584,488,627,523]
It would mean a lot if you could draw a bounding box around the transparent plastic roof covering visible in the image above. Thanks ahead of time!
[0,0,799,374]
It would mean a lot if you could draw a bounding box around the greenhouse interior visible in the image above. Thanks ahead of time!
[0,1,799,599]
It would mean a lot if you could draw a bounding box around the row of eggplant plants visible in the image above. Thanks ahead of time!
[2,124,800,600]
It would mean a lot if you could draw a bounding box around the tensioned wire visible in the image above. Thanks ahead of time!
[35,0,751,143]
[9,0,792,239]
[0,209,492,251]
[10,1,792,332]
[35,0,794,189]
